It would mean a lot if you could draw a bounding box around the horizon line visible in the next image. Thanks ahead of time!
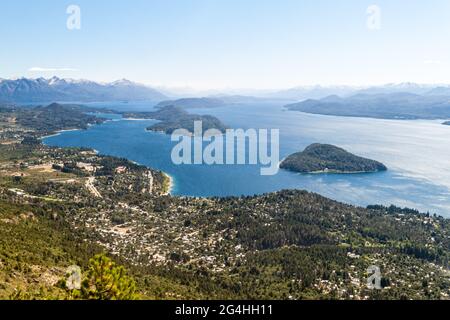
[2,76,450,93]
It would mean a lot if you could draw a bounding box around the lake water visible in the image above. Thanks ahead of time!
[43,102,450,216]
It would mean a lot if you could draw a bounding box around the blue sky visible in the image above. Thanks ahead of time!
[1,0,450,89]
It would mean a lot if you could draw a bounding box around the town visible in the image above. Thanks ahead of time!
[0,103,449,300]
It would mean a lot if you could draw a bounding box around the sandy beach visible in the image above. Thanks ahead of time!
[163,173,175,195]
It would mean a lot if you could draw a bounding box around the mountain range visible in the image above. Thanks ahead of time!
[267,83,450,101]
[159,83,450,102]
[285,92,450,120]
[0,77,168,103]
[4,77,450,115]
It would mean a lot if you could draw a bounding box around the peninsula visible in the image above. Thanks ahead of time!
[123,105,227,134]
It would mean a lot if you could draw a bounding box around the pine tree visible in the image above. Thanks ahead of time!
[66,254,137,300]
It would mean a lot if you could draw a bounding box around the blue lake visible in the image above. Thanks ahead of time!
[43,102,450,216]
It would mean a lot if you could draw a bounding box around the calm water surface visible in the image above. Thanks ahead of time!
[43,102,450,216]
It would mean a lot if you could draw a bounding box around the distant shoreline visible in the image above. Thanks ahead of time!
[40,127,175,196]
[123,118,155,121]
[39,128,82,140]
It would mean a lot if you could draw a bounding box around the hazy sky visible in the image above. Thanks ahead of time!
[2,0,450,89]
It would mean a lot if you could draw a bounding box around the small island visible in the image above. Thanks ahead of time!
[123,105,227,135]
[443,121,450,126]
[280,143,387,174]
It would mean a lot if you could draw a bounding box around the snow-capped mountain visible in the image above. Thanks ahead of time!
[0,77,168,103]
[265,83,450,101]
[355,83,437,96]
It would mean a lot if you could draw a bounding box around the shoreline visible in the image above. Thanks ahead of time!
[163,173,175,195]
[40,128,82,140]
[39,126,176,196]
[282,168,386,175]
[33,119,437,216]
[123,117,156,121]
[31,127,438,216]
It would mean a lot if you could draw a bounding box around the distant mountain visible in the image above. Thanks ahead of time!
[268,85,357,100]
[355,83,436,96]
[285,92,450,119]
[156,97,227,109]
[426,86,450,96]
[280,144,387,174]
[156,96,277,109]
[267,83,450,101]
[0,77,167,103]
[213,95,282,104]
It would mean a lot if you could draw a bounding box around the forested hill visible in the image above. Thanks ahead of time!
[280,143,387,173]
[12,103,108,134]
[123,105,227,134]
